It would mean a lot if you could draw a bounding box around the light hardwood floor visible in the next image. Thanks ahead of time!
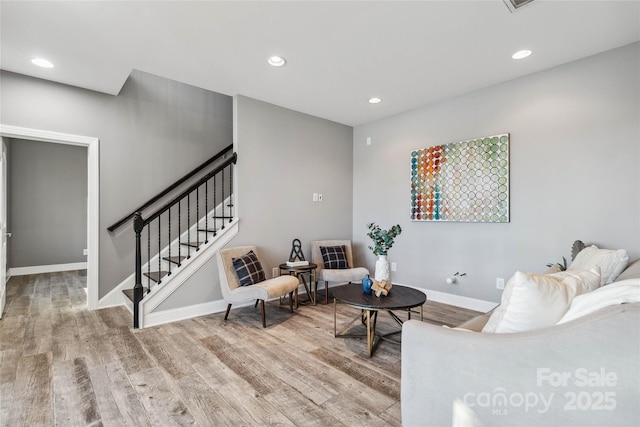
[0,271,480,426]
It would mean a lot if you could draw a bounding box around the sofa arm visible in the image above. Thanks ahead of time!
[401,303,640,426]
[455,311,492,331]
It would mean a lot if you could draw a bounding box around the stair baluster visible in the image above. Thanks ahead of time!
[213,175,217,235]
[133,212,144,329]
[228,164,233,223]
[187,193,191,259]
[221,166,225,231]
[204,181,209,244]
[167,207,172,276]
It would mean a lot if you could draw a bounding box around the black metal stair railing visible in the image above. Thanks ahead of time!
[108,144,237,328]
[119,152,237,328]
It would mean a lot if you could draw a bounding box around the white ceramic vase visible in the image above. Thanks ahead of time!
[374,254,391,282]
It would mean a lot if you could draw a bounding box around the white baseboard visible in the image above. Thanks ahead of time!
[145,299,232,328]
[423,288,498,313]
[9,262,87,276]
[393,282,498,313]
[145,295,298,328]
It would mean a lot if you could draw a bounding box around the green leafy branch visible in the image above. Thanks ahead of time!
[366,222,402,256]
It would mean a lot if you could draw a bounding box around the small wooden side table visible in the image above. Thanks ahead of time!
[278,263,318,305]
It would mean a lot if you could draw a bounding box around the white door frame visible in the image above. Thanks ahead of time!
[0,142,6,318]
[0,124,100,309]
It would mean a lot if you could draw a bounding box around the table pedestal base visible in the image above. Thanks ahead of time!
[333,299,424,357]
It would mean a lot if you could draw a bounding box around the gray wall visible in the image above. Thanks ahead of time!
[8,138,87,267]
[0,69,232,297]
[353,42,640,302]
[232,95,355,271]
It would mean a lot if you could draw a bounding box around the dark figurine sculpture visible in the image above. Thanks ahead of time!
[288,238,306,262]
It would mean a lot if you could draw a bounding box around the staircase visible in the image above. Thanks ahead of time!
[122,207,239,328]
[107,145,237,328]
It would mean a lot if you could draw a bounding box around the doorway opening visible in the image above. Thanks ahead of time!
[0,125,99,309]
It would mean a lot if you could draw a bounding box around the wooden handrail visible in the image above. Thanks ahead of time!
[107,143,233,232]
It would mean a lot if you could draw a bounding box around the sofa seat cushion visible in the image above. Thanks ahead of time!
[482,268,600,333]
[228,275,300,302]
[318,266,369,283]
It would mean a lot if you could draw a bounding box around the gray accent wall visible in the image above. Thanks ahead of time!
[0,69,232,297]
[232,95,355,269]
[8,138,87,267]
[352,42,640,302]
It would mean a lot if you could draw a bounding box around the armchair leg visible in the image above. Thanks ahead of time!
[255,299,259,308]
[224,303,232,320]
[313,281,318,306]
[260,300,266,328]
[289,291,294,313]
[325,281,329,305]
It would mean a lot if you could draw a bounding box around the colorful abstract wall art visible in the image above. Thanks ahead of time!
[410,134,509,222]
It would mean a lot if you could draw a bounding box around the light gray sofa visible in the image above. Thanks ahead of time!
[401,261,640,426]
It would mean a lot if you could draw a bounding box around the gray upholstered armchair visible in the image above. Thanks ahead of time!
[311,240,369,304]
[217,245,300,327]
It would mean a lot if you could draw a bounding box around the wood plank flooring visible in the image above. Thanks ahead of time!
[0,271,481,426]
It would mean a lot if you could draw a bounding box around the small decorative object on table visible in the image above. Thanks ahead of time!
[287,238,309,267]
[366,222,402,297]
[371,279,392,297]
[362,274,373,294]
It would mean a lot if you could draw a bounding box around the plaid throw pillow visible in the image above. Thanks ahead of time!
[232,250,266,287]
[320,245,349,269]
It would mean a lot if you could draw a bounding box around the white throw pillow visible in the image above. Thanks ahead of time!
[557,278,640,324]
[482,268,601,333]
[568,245,628,286]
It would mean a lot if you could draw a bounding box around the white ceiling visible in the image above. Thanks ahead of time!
[1,1,639,126]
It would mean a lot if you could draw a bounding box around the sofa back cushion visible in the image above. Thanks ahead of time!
[568,245,629,286]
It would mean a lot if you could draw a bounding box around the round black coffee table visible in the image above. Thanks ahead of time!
[332,283,427,357]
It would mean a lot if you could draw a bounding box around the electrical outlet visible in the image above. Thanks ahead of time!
[83,248,88,256]
[391,262,397,271]
[312,193,318,202]
[496,277,505,290]
[272,267,279,278]
[366,136,372,146]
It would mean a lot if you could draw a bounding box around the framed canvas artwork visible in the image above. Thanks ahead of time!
[410,133,509,222]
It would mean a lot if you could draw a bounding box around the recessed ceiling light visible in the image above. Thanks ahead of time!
[268,56,286,67]
[511,49,532,60]
[368,97,382,104]
[31,57,54,68]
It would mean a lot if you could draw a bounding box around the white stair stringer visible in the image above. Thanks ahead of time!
[139,218,238,328]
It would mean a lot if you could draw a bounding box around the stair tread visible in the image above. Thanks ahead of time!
[122,287,149,302]
[180,241,201,248]
[144,271,168,283]
[163,255,186,264]
[197,228,217,233]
